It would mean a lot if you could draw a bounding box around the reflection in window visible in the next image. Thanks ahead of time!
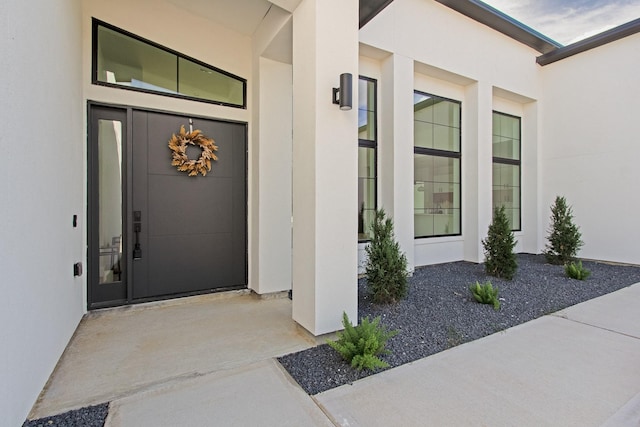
[98,120,123,284]
[358,77,377,241]
[492,112,521,230]
[414,92,461,238]
[94,20,246,107]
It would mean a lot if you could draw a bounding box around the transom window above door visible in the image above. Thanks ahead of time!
[92,19,246,108]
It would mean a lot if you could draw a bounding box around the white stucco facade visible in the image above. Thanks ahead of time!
[1,0,84,422]
[2,0,639,424]
[540,32,640,265]
[358,0,543,270]
[291,0,359,334]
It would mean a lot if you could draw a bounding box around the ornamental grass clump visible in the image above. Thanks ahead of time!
[328,312,398,371]
[469,281,501,310]
[482,205,518,280]
[565,260,591,280]
[365,209,408,304]
[545,196,584,265]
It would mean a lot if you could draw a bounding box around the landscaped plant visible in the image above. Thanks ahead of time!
[565,260,591,280]
[469,281,501,310]
[482,205,518,280]
[365,208,408,304]
[328,312,398,371]
[544,196,584,265]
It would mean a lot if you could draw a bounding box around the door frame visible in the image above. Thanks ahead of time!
[87,103,129,309]
[87,101,249,309]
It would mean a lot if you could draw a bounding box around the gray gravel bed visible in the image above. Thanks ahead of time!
[278,254,640,395]
[23,403,109,427]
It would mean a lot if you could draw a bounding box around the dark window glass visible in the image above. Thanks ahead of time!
[358,77,377,241]
[94,20,246,108]
[414,91,461,238]
[492,111,521,231]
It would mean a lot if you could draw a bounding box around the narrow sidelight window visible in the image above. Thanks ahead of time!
[413,91,461,238]
[492,111,521,231]
[358,77,377,241]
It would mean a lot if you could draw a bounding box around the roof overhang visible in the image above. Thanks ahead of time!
[359,0,640,66]
[537,17,640,66]
[360,0,395,28]
[434,0,561,54]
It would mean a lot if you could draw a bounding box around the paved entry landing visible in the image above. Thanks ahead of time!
[29,292,316,420]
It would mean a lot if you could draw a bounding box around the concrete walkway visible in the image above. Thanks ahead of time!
[30,284,640,426]
[317,284,640,427]
[29,291,318,420]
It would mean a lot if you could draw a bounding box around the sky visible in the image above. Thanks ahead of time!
[481,0,640,45]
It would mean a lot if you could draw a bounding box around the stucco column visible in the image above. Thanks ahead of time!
[250,8,294,295]
[464,82,493,263]
[291,0,358,335]
[380,53,415,271]
[522,101,540,254]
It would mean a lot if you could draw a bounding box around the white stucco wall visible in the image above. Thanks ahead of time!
[540,33,640,264]
[250,7,293,295]
[359,0,543,268]
[253,56,293,294]
[292,0,359,335]
[0,0,84,424]
[360,0,541,96]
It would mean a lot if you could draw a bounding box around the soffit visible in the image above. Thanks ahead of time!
[165,0,272,36]
[359,43,391,60]
[168,0,388,36]
[415,62,475,86]
[263,19,293,64]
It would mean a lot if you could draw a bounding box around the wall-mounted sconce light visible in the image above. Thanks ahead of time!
[332,73,353,110]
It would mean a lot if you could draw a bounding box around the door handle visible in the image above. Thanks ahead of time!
[133,211,142,259]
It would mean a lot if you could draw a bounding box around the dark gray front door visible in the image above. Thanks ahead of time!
[88,105,247,309]
[131,111,247,299]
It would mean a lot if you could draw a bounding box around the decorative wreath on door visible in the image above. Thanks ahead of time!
[168,125,218,176]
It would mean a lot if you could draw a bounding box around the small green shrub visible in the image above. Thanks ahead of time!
[482,205,518,280]
[365,209,408,304]
[469,281,501,310]
[545,196,584,265]
[327,312,398,371]
[565,260,591,280]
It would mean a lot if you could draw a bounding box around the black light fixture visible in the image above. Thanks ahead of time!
[332,73,353,110]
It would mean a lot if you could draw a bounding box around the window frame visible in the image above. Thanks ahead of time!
[358,76,378,243]
[413,90,462,239]
[492,110,522,232]
[91,18,247,109]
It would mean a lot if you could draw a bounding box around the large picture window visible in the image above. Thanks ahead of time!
[414,91,461,238]
[358,77,377,241]
[92,19,246,108]
[492,111,521,230]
